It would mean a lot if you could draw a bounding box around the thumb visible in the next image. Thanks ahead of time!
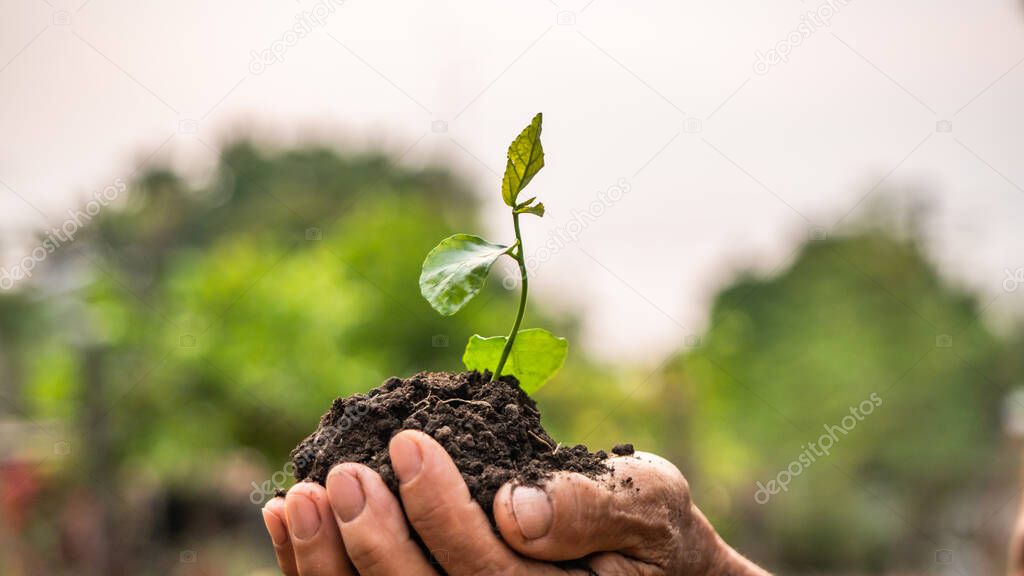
[493,452,689,562]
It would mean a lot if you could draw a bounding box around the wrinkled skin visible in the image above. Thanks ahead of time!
[262,430,769,575]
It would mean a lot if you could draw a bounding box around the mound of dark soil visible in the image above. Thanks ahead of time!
[290,370,621,515]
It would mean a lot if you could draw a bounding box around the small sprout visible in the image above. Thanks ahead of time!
[419,113,567,392]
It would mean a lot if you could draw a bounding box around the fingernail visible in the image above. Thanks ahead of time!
[511,486,553,540]
[390,433,423,483]
[328,468,366,523]
[262,504,289,546]
[286,493,321,540]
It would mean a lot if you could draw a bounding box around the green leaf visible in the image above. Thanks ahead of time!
[419,234,510,316]
[462,328,568,394]
[501,113,545,207]
[516,202,545,217]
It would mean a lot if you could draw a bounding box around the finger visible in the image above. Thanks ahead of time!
[262,498,298,576]
[284,482,354,576]
[326,463,437,576]
[494,451,690,563]
[389,430,521,576]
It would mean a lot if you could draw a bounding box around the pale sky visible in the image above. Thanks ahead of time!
[2,0,1023,360]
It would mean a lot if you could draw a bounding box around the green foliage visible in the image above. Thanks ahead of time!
[420,113,565,390]
[462,328,568,394]
[419,234,511,316]
[671,229,1006,570]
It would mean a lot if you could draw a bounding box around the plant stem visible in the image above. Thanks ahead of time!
[493,212,528,380]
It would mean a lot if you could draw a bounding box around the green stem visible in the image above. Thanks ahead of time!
[493,212,528,380]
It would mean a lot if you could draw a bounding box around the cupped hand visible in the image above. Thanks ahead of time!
[262,430,768,575]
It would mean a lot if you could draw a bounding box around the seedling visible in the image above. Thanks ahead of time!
[419,113,567,393]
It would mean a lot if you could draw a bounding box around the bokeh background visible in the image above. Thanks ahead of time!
[2,0,1024,574]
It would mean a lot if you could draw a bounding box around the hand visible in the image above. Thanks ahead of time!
[262,430,768,575]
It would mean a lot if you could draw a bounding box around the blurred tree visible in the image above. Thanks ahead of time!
[666,227,1007,571]
[0,292,41,414]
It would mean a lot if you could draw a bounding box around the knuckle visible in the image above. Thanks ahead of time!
[605,464,690,551]
[639,454,689,492]
[631,506,676,547]
[427,523,517,575]
[466,552,517,576]
[297,559,332,576]
[661,462,691,502]
[430,543,510,576]
[347,537,395,572]
[406,492,457,532]
[631,456,691,505]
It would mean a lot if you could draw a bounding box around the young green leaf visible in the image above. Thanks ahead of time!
[462,328,568,394]
[515,202,545,217]
[501,113,545,207]
[420,234,510,316]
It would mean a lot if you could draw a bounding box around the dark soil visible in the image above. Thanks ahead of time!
[290,370,615,516]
